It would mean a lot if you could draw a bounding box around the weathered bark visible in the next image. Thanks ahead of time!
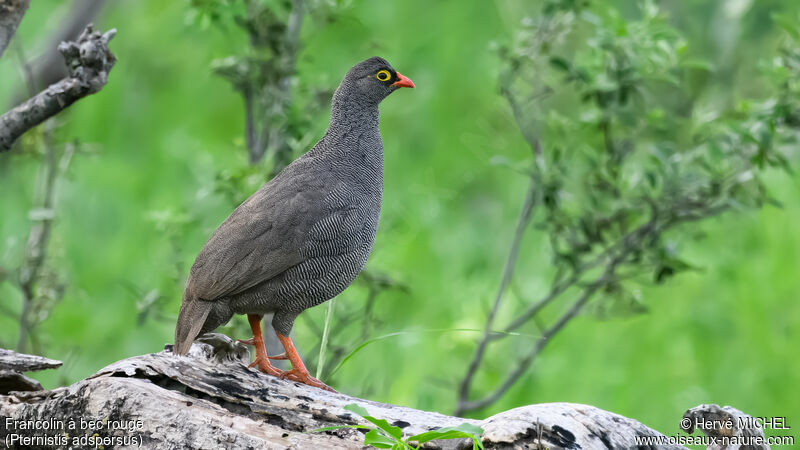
[0,0,30,59]
[26,0,107,93]
[0,348,62,394]
[0,334,766,449]
[0,348,62,372]
[682,404,770,450]
[0,370,42,394]
[0,24,116,151]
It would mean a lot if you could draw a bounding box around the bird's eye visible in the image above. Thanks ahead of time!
[376,70,391,82]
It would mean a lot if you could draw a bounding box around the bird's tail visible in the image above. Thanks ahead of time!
[174,292,212,356]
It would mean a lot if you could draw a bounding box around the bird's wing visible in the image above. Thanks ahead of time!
[185,168,328,301]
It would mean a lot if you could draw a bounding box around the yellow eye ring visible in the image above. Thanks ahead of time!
[376,70,391,82]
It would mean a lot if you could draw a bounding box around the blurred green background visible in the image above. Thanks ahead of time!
[1,0,798,443]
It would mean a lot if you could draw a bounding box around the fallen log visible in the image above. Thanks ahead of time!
[0,334,765,449]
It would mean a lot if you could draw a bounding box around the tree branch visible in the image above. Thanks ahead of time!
[456,260,621,415]
[25,0,107,93]
[456,205,662,415]
[0,24,116,152]
[499,213,658,338]
[0,0,30,59]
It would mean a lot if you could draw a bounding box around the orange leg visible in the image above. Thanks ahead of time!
[276,332,336,392]
[237,339,288,360]
[238,314,282,377]
[237,338,289,359]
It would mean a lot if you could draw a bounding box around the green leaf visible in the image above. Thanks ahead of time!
[344,403,370,417]
[549,56,571,72]
[364,429,397,448]
[772,13,800,40]
[367,417,402,440]
[447,423,484,435]
[344,404,402,440]
[409,423,484,446]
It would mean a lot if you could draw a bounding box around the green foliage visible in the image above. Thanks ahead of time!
[457,0,800,416]
[188,0,339,168]
[311,403,484,450]
[497,0,798,309]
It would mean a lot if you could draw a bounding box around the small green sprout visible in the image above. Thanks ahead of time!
[311,403,484,450]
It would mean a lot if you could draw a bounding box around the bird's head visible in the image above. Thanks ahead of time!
[334,56,415,106]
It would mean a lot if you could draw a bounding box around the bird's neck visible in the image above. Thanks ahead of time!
[318,98,384,181]
[327,98,380,136]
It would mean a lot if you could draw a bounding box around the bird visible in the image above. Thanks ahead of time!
[173,56,414,391]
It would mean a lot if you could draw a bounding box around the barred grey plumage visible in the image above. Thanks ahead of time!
[174,57,413,357]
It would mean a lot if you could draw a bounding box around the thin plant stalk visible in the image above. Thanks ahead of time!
[316,298,335,379]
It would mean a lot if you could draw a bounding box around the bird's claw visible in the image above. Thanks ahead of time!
[278,368,336,392]
[239,328,334,392]
[249,357,282,378]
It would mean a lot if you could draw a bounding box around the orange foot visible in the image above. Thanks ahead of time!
[249,355,282,377]
[240,314,282,378]
[279,367,336,392]
[275,332,337,392]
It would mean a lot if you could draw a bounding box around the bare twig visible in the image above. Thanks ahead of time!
[456,233,642,416]
[456,268,612,415]
[0,25,116,152]
[360,285,379,341]
[457,176,538,409]
[243,85,257,156]
[457,69,545,413]
[0,0,30,59]
[455,197,731,414]
[17,128,56,351]
[498,273,579,337]
[453,0,794,416]
[500,215,658,337]
[316,298,335,379]
[456,158,661,414]
[16,129,74,352]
